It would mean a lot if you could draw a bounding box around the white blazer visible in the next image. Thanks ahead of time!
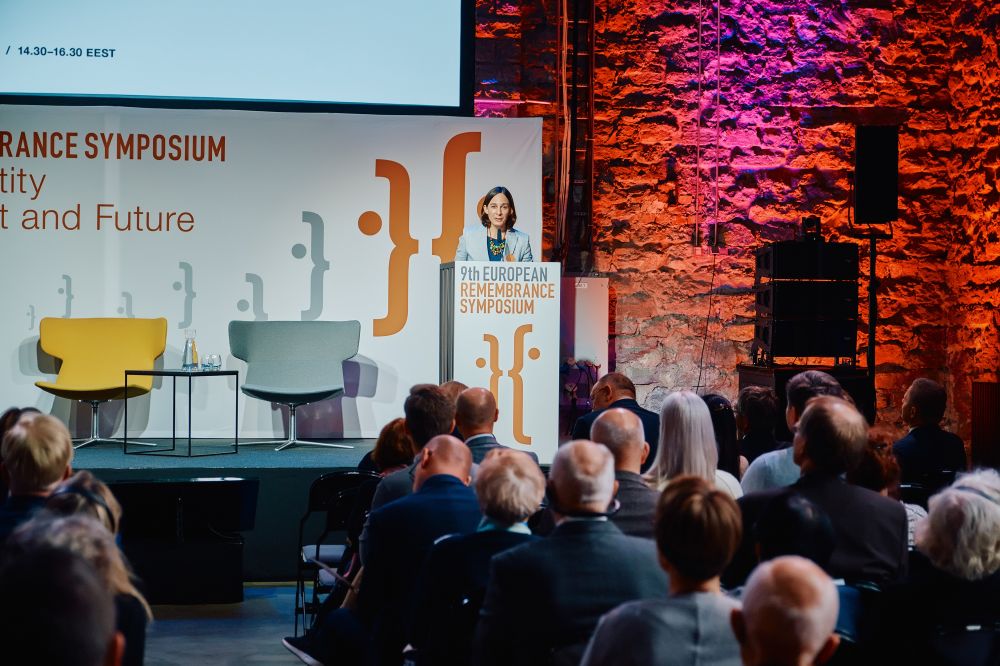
[454,226,534,262]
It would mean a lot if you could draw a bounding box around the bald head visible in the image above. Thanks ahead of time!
[414,435,473,490]
[732,556,840,666]
[550,440,615,516]
[455,387,498,438]
[590,408,648,473]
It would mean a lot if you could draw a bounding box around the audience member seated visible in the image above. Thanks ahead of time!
[731,556,840,666]
[645,391,742,499]
[284,435,481,666]
[475,440,668,666]
[883,469,1000,659]
[0,545,124,666]
[7,513,150,666]
[0,406,41,500]
[847,428,926,546]
[0,413,72,544]
[734,386,784,465]
[440,380,469,439]
[729,397,907,588]
[456,387,539,464]
[703,393,745,480]
[360,384,458,565]
[357,418,416,476]
[580,476,743,666]
[892,378,967,489]
[741,371,845,494]
[42,471,152,666]
[753,493,836,572]
[589,408,658,539]
[369,385,458,510]
[749,493,869,652]
[410,448,544,666]
[571,372,659,472]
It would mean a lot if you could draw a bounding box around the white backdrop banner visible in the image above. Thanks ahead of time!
[0,105,542,438]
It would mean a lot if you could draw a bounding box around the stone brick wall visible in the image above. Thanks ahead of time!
[476,0,1000,441]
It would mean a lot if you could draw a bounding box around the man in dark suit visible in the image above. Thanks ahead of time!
[590,408,658,539]
[369,384,458,511]
[727,397,908,588]
[456,387,539,465]
[410,449,545,666]
[284,435,481,666]
[571,373,659,472]
[475,440,668,666]
[893,378,967,487]
[359,384,458,566]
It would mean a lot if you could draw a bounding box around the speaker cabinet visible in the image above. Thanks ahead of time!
[756,241,859,281]
[855,125,899,224]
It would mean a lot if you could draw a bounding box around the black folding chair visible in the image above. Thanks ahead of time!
[294,470,381,635]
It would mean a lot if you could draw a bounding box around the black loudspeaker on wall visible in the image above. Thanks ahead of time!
[854,125,899,224]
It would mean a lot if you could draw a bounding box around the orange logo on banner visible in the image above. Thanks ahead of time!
[476,324,541,445]
[432,132,481,263]
[360,132,482,336]
[358,160,418,337]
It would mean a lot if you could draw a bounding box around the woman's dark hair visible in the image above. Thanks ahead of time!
[371,418,417,472]
[847,427,901,497]
[479,186,517,230]
[702,394,740,478]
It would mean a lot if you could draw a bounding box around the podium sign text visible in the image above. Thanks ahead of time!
[451,261,560,463]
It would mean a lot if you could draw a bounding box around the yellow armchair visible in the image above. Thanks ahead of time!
[36,317,167,448]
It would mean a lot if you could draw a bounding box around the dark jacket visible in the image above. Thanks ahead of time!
[411,529,538,666]
[0,495,48,545]
[610,471,658,539]
[361,474,482,666]
[571,399,660,473]
[475,520,668,666]
[465,434,540,465]
[893,426,967,486]
[726,473,908,587]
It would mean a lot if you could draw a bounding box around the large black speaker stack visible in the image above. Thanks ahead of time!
[751,240,859,363]
[742,238,874,431]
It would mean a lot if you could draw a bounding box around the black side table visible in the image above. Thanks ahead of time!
[123,369,239,457]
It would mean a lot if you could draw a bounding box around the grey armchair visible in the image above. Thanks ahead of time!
[229,320,361,451]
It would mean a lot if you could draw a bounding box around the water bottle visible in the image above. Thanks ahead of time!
[182,329,200,371]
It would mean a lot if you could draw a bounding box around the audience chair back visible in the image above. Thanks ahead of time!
[928,622,1000,666]
[35,317,167,448]
[294,470,381,635]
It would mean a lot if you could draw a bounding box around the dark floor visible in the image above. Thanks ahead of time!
[146,584,301,666]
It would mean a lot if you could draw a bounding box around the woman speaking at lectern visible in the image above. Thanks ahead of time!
[454,186,534,262]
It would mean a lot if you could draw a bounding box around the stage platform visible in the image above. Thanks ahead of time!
[73,439,373,581]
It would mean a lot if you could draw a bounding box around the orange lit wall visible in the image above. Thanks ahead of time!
[476,1,1000,440]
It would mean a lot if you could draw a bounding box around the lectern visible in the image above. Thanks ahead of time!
[440,261,560,463]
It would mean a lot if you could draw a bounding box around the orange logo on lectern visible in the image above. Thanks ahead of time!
[359,132,482,337]
[476,324,541,445]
